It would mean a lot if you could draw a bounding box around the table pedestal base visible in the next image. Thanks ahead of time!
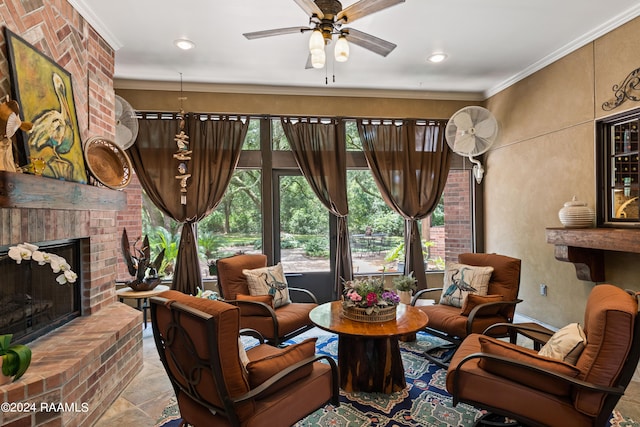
[338,335,406,393]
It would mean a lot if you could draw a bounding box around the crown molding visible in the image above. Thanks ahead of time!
[114,78,485,101]
[485,3,640,99]
[68,0,123,50]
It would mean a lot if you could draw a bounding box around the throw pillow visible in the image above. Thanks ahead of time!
[236,293,274,316]
[439,262,493,308]
[478,336,581,396]
[243,263,291,308]
[538,323,587,365]
[238,337,250,375]
[246,337,317,394]
[460,294,503,316]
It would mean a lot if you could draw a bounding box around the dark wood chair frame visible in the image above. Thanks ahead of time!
[150,296,340,427]
[449,291,640,427]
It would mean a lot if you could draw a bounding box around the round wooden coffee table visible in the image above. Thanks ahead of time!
[309,301,428,393]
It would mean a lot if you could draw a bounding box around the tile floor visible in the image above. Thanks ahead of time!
[93,322,640,427]
[93,326,173,427]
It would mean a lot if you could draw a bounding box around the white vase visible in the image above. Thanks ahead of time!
[397,290,413,305]
[558,196,594,228]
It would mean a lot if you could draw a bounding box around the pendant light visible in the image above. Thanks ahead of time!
[334,35,349,62]
[308,29,324,54]
[311,49,326,69]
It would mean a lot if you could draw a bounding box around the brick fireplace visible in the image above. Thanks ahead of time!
[0,172,143,427]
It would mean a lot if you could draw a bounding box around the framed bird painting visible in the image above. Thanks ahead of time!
[4,28,87,184]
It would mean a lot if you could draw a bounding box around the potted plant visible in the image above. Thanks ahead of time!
[0,334,31,384]
[392,271,417,304]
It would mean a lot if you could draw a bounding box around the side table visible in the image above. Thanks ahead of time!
[117,284,170,328]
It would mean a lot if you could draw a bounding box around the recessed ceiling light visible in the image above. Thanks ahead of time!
[427,53,447,63]
[174,39,196,50]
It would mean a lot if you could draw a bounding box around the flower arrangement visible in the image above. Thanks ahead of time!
[343,275,400,315]
[8,243,77,284]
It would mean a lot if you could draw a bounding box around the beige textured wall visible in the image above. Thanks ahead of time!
[115,87,472,119]
[485,17,640,328]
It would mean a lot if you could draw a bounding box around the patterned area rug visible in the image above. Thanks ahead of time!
[155,332,639,427]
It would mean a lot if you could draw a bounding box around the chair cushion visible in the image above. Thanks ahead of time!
[243,263,291,308]
[574,284,637,417]
[460,294,504,316]
[478,336,581,396]
[239,302,317,340]
[538,323,586,365]
[246,337,317,394]
[236,294,275,316]
[439,262,493,308]
[418,303,506,338]
[217,254,267,300]
[446,334,592,427]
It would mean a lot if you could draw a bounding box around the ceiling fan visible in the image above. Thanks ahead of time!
[243,0,405,69]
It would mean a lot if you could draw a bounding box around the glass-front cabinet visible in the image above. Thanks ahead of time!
[597,109,640,226]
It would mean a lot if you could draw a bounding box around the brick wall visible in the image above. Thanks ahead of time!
[444,169,473,261]
[116,173,143,282]
[0,2,142,425]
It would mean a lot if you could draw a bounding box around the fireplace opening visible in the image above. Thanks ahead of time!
[0,239,81,344]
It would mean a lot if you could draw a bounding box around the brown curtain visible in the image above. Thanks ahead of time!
[357,119,451,289]
[281,117,352,297]
[128,113,248,294]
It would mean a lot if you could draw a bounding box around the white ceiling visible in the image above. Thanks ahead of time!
[71,0,640,99]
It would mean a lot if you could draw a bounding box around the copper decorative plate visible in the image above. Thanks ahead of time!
[83,136,133,189]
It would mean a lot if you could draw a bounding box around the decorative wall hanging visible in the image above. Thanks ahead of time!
[173,73,191,205]
[4,28,88,183]
[602,66,640,111]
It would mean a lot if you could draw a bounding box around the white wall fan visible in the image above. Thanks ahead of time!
[114,95,138,150]
[444,106,499,184]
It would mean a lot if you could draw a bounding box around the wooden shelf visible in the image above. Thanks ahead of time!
[545,227,640,282]
[0,171,126,211]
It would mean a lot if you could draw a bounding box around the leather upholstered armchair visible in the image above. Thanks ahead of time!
[411,253,522,367]
[216,254,318,346]
[447,284,640,427]
[150,290,339,427]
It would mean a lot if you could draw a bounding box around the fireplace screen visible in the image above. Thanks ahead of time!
[0,239,81,344]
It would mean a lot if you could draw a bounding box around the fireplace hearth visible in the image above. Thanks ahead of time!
[0,239,81,344]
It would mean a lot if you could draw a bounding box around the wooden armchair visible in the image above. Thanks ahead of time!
[150,290,339,427]
[216,254,318,346]
[447,284,640,427]
[411,253,522,367]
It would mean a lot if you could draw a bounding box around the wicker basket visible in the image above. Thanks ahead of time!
[343,305,397,323]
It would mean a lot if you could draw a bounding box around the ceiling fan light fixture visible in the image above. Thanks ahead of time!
[334,35,349,62]
[427,52,447,63]
[311,49,326,69]
[308,29,325,54]
[174,38,196,50]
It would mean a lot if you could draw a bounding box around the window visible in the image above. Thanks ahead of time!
[137,115,476,289]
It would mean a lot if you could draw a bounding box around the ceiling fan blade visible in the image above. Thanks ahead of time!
[305,53,313,69]
[344,28,397,57]
[243,26,309,40]
[337,0,405,24]
[294,0,324,19]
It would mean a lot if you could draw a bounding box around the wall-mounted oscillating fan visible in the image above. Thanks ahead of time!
[444,106,499,184]
[114,95,138,150]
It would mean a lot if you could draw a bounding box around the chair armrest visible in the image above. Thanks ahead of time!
[451,351,624,404]
[233,354,339,402]
[239,328,265,344]
[226,299,278,318]
[483,322,554,338]
[465,299,523,335]
[411,287,444,305]
[288,287,318,304]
